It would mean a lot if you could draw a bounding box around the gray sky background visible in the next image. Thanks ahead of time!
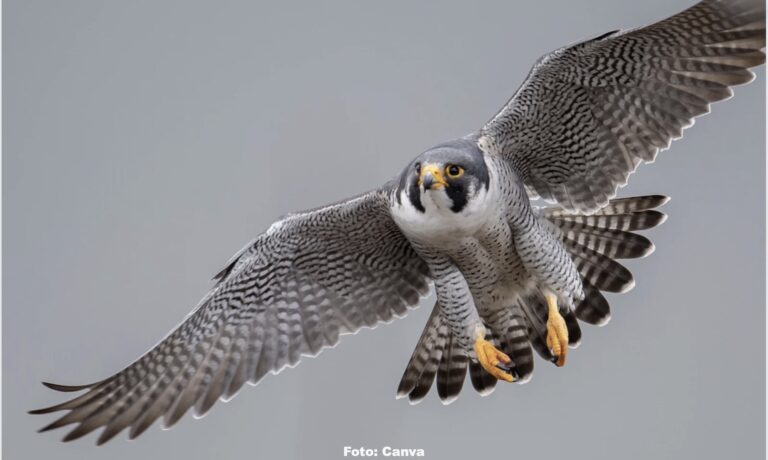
[4,1,765,459]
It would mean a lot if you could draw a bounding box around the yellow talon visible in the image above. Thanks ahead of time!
[474,331,514,382]
[545,292,569,367]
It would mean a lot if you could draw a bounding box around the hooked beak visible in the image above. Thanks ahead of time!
[418,164,447,190]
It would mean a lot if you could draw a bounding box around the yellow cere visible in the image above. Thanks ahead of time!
[418,163,448,189]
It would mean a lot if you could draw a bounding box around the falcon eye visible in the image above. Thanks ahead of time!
[446,164,464,179]
[414,163,421,174]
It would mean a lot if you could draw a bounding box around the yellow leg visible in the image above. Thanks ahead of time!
[473,329,514,382]
[545,292,569,367]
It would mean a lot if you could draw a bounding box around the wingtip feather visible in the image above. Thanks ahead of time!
[41,381,93,392]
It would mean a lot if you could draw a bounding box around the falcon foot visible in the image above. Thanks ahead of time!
[474,333,514,382]
[545,292,569,367]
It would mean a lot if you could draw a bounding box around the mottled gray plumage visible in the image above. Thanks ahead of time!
[32,0,764,444]
[32,190,432,444]
[480,0,765,212]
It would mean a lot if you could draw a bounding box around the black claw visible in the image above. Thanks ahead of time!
[496,363,520,380]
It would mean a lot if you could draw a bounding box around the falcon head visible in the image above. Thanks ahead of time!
[399,138,490,214]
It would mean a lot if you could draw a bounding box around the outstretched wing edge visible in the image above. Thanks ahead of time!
[479,0,765,213]
[30,185,431,444]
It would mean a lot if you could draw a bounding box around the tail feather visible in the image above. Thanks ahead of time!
[582,195,669,216]
[567,242,636,293]
[435,333,468,404]
[543,195,669,218]
[556,224,655,259]
[546,210,667,231]
[563,308,582,348]
[407,333,446,403]
[493,313,535,383]
[396,305,444,399]
[518,295,553,362]
[575,282,612,326]
[469,361,497,396]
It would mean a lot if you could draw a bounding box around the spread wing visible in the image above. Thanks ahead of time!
[30,186,431,444]
[479,0,765,213]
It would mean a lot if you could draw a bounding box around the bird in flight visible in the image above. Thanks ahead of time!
[32,0,765,444]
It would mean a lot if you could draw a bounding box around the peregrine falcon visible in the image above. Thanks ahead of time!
[31,0,765,444]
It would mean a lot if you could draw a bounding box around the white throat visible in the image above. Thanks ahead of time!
[391,180,498,244]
